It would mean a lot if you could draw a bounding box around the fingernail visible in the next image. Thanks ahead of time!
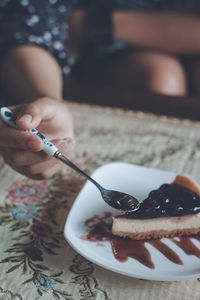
[28,141,40,150]
[69,140,76,149]
[66,138,76,145]
[60,140,75,153]
[19,114,32,124]
[68,141,75,151]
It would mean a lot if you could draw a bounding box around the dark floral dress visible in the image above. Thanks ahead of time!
[0,0,200,75]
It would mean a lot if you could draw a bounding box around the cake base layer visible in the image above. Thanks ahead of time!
[112,213,200,240]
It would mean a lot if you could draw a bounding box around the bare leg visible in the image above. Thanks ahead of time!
[74,50,187,96]
[0,45,63,104]
[69,9,200,97]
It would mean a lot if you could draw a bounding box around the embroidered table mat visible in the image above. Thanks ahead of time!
[1,102,200,300]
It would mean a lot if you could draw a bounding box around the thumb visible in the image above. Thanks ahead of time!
[16,98,56,130]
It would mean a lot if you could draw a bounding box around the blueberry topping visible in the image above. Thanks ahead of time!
[125,183,200,219]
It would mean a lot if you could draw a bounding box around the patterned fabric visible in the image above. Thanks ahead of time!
[1,102,200,299]
[0,0,200,75]
[0,0,79,75]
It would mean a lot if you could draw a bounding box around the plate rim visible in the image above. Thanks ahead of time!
[64,162,200,281]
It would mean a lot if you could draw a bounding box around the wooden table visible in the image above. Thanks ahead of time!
[0,102,200,300]
[64,78,200,120]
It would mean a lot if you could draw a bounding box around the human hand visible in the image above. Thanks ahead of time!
[0,97,74,179]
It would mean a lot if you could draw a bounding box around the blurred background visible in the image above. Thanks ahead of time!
[64,3,200,120]
[1,1,200,119]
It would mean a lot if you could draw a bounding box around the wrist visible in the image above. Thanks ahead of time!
[112,11,127,41]
[86,1,126,55]
[112,11,130,40]
[68,9,88,59]
[112,11,140,44]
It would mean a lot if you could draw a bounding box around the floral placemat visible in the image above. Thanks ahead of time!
[1,102,200,300]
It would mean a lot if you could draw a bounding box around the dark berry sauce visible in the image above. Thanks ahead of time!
[83,213,200,269]
[125,183,200,219]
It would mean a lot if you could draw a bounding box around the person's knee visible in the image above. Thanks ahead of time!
[143,53,187,96]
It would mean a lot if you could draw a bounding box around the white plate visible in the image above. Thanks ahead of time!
[64,162,200,281]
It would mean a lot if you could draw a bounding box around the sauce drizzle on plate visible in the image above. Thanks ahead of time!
[83,213,200,269]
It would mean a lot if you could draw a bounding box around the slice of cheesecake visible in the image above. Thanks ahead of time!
[112,175,200,240]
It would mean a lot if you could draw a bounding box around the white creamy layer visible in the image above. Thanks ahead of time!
[112,213,200,233]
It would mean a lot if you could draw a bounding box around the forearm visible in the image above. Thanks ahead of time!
[113,11,200,54]
[0,45,63,104]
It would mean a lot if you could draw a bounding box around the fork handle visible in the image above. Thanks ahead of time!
[0,107,59,157]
